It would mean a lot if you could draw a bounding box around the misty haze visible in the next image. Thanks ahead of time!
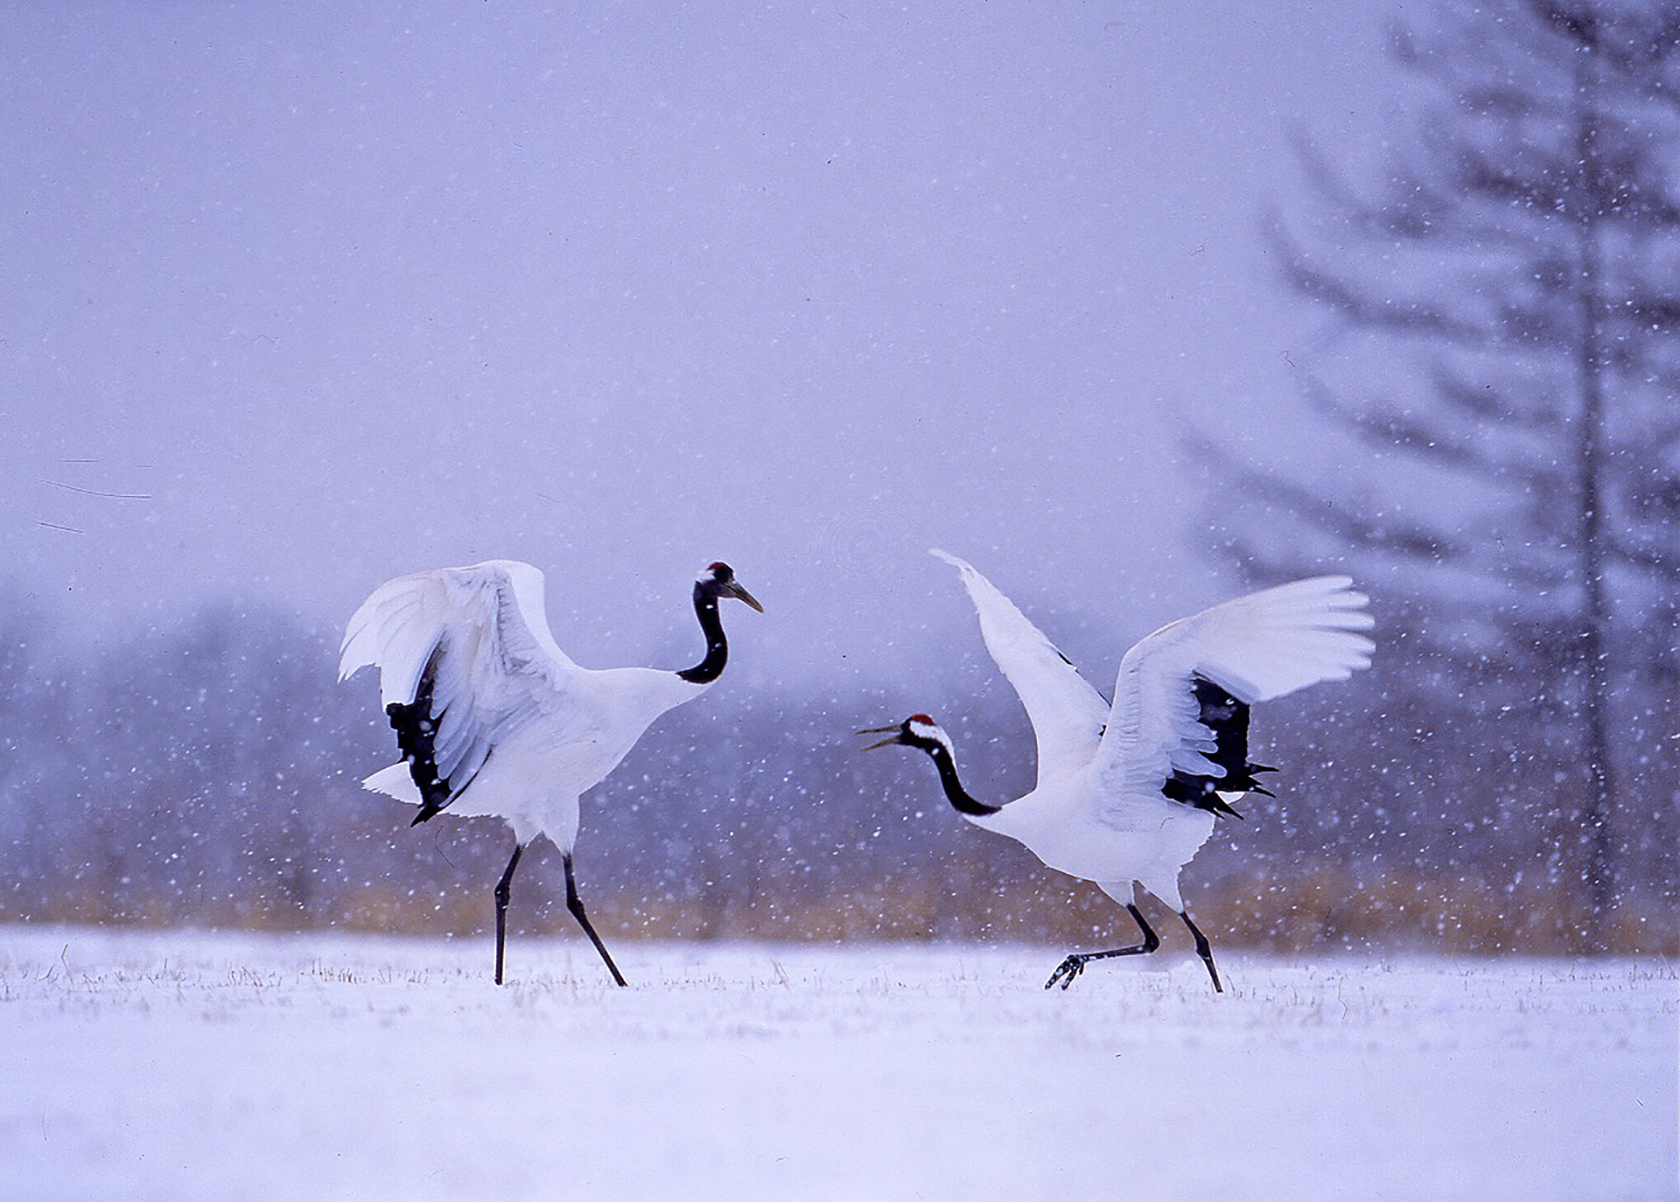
[3,3,1674,1197]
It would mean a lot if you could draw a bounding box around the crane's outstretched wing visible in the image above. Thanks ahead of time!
[338,560,583,818]
[932,549,1111,784]
[1092,576,1374,808]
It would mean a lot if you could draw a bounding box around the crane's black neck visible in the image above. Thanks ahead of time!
[925,743,1001,818]
[677,582,730,684]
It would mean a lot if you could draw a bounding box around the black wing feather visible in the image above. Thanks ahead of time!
[385,644,454,825]
[1159,676,1277,820]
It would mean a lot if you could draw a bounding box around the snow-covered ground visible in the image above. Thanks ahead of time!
[1,927,1673,1200]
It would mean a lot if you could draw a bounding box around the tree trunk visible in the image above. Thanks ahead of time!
[1571,35,1617,952]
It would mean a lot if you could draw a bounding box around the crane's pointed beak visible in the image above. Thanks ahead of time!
[721,580,764,613]
[856,724,902,751]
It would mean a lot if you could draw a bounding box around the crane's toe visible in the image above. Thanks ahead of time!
[1045,954,1087,991]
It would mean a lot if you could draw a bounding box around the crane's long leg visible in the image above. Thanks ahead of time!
[563,852,627,987]
[1179,909,1223,993]
[493,842,524,986]
[1045,903,1160,991]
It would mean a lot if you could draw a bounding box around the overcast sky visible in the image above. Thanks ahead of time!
[4,3,1404,697]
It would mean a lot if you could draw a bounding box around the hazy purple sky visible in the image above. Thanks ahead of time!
[6,4,1403,693]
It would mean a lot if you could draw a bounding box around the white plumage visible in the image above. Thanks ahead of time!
[339,558,762,985]
[929,549,1109,786]
[863,550,1373,993]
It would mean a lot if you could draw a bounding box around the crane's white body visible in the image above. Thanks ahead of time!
[931,550,1374,909]
[976,777,1217,912]
[339,560,709,847]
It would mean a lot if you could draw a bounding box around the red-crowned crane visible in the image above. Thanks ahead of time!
[340,559,762,985]
[861,550,1372,993]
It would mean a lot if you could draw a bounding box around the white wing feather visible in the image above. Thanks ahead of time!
[931,549,1111,784]
[1093,576,1374,798]
[337,560,584,798]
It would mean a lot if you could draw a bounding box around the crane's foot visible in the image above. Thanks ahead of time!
[1045,954,1089,991]
[1045,907,1162,991]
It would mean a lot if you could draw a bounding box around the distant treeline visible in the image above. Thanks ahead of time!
[0,590,1672,956]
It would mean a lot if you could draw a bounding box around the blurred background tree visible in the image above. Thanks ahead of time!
[1,581,1673,954]
[1198,0,1680,950]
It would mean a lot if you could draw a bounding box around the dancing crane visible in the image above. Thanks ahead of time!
[861,550,1372,993]
[339,559,762,985]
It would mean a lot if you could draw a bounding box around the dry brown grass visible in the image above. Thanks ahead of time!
[6,864,1671,957]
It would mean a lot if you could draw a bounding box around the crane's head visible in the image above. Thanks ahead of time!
[858,714,997,817]
[698,561,764,612]
[857,714,952,756]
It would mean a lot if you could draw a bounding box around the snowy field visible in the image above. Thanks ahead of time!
[1,927,1673,1200]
